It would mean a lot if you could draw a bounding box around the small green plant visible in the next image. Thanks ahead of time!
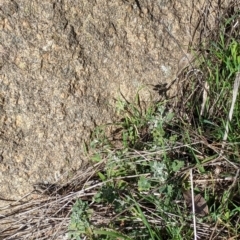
[69,198,132,240]
[68,200,93,240]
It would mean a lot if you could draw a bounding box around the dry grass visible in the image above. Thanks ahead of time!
[0,162,107,239]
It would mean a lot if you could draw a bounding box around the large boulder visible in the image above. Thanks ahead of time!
[0,0,200,202]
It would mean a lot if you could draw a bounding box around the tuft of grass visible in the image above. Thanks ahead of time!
[68,4,240,240]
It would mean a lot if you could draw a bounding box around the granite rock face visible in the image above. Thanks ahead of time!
[0,0,201,201]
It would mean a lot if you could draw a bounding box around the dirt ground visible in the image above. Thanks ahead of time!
[0,0,206,204]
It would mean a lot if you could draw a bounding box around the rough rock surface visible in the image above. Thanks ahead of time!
[0,0,202,202]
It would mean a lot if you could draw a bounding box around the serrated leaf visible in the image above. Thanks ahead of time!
[138,176,151,191]
[171,160,184,172]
